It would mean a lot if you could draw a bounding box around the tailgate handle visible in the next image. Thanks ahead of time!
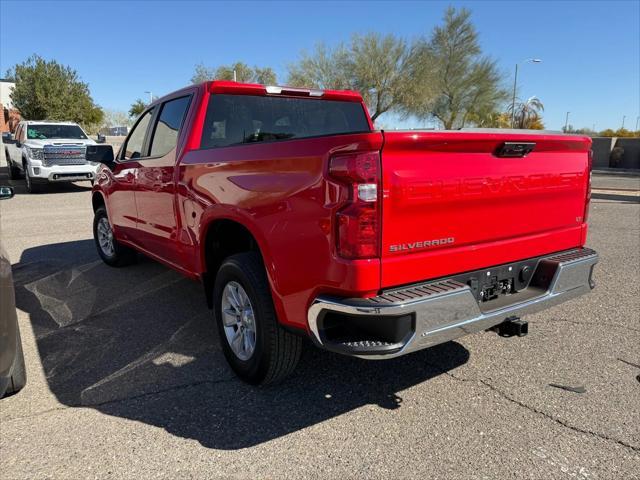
[496,142,536,158]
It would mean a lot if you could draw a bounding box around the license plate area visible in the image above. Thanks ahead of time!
[480,276,514,302]
[454,258,542,308]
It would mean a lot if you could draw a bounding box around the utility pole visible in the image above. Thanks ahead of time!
[510,58,542,128]
[511,64,519,128]
[621,115,626,130]
[636,116,639,131]
[564,111,570,132]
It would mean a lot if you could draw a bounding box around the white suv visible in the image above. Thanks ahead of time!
[4,121,100,193]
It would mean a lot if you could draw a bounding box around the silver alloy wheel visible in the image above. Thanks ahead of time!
[97,217,115,257]
[221,281,257,361]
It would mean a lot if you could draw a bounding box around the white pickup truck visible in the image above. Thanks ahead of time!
[4,121,100,193]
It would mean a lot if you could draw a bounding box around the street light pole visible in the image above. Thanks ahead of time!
[511,58,542,128]
[144,91,153,104]
[621,115,626,130]
[564,112,570,132]
[636,116,639,131]
[511,64,519,128]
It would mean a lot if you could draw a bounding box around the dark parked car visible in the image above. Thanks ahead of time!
[0,186,26,398]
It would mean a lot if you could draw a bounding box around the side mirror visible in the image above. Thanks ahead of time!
[86,144,116,170]
[0,186,15,200]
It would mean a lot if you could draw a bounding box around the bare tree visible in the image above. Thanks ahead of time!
[103,109,133,128]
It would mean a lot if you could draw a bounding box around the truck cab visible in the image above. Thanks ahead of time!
[4,121,100,193]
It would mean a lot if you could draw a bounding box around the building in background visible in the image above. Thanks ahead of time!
[0,79,21,133]
[99,126,129,136]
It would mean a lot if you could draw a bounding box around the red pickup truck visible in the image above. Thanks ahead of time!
[92,81,598,384]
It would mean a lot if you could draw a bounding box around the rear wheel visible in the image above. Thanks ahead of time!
[93,206,137,267]
[214,252,302,385]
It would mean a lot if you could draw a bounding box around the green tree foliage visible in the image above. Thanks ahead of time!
[563,125,596,136]
[526,116,545,130]
[191,62,277,84]
[128,99,147,118]
[8,55,103,130]
[191,64,215,84]
[406,7,507,129]
[466,110,511,128]
[287,44,352,90]
[288,33,420,122]
[597,128,638,138]
[507,96,545,129]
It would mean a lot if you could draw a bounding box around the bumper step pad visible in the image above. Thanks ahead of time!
[308,248,599,358]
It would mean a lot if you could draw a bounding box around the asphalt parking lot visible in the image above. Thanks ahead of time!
[0,147,639,479]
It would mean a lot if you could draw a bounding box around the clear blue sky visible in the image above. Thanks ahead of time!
[1,0,639,130]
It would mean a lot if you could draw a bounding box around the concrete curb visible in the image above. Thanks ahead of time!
[593,169,640,177]
[592,189,640,197]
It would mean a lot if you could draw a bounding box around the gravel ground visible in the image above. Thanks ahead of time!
[0,144,639,479]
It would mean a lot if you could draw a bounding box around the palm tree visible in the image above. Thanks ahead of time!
[508,96,544,129]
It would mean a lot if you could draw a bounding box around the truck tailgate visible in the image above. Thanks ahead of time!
[380,131,591,288]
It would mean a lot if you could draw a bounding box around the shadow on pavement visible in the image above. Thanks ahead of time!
[0,165,92,195]
[592,192,640,204]
[14,239,470,450]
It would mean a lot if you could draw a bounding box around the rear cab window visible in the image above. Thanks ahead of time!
[200,94,371,149]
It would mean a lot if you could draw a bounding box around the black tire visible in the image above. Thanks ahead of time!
[24,164,42,193]
[4,326,27,397]
[93,206,137,267]
[9,162,21,180]
[6,152,21,179]
[214,252,302,385]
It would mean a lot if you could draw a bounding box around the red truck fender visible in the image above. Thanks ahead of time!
[197,207,294,330]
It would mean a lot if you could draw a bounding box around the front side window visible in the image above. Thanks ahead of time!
[201,94,371,149]
[124,110,153,160]
[149,96,191,157]
[26,124,88,140]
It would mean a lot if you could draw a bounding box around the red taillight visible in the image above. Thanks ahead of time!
[584,149,593,222]
[329,151,380,259]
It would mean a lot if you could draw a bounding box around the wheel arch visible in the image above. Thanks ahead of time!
[91,191,107,213]
[200,213,275,310]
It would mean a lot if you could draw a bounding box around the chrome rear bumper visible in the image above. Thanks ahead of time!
[307,248,598,359]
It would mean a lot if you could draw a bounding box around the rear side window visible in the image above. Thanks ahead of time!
[149,96,191,157]
[201,94,370,149]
